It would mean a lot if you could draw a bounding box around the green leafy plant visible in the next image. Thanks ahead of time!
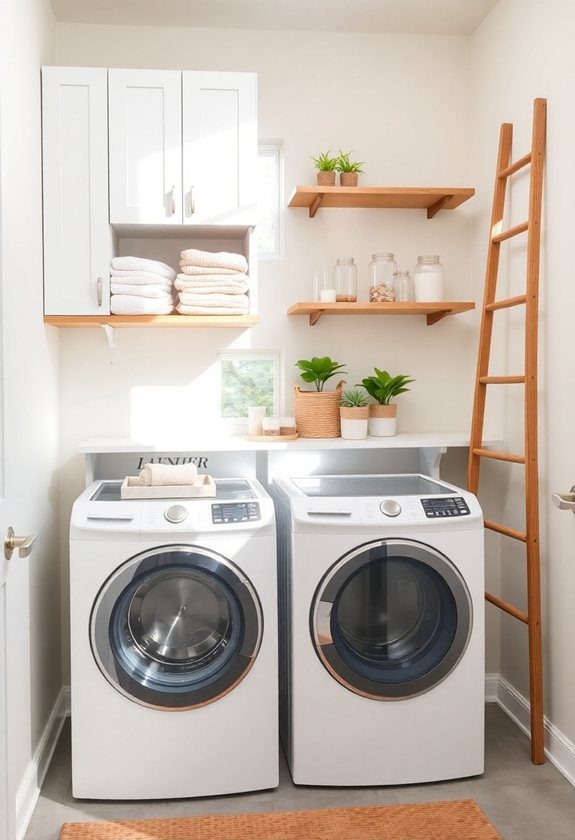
[296,356,347,392]
[340,388,369,408]
[311,150,339,172]
[335,150,365,174]
[358,368,414,405]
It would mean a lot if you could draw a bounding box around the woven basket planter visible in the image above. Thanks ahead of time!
[293,381,345,438]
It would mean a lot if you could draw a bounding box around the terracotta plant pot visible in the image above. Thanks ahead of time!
[368,403,397,437]
[339,172,359,187]
[340,406,369,440]
[317,171,336,186]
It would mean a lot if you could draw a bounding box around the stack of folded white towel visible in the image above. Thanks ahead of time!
[110,257,176,315]
[176,248,250,316]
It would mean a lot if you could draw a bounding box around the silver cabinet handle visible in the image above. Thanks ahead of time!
[552,485,575,513]
[187,185,195,217]
[96,277,103,307]
[169,184,176,216]
[4,527,37,561]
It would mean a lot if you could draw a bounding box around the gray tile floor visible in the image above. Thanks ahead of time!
[25,705,575,840]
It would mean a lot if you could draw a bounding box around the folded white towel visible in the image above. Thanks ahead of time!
[180,249,248,274]
[111,282,173,299]
[140,462,198,486]
[177,303,249,316]
[179,265,241,276]
[111,270,174,286]
[111,257,176,281]
[111,295,174,315]
[178,292,249,309]
[175,274,249,294]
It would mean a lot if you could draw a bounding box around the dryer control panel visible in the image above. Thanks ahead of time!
[211,502,261,524]
[421,496,470,518]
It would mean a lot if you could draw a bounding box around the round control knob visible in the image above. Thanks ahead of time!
[380,499,402,518]
[164,504,188,524]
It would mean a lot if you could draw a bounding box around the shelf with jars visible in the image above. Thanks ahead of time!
[286,301,475,327]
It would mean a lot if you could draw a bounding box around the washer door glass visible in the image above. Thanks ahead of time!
[311,539,472,700]
[91,546,263,710]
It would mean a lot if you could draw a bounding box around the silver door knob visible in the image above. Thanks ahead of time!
[4,527,37,560]
[552,485,575,514]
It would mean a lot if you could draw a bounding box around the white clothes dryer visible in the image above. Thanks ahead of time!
[69,478,277,800]
[273,473,485,787]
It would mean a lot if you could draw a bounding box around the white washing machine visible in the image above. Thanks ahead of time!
[273,473,485,787]
[69,478,278,800]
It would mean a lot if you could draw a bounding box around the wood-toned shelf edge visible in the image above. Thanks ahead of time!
[288,186,475,218]
[287,301,475,326]
[44,314,260,328]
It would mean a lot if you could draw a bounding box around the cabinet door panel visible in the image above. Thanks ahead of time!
[42,67,110,315]
[182,72,257,225]
[109,70,182,224]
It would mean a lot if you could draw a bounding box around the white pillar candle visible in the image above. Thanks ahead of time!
[320,289,337,303]
[248,406,266,435]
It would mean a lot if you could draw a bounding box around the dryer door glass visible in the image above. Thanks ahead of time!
[90,546,263,710]
[311,539,472,700]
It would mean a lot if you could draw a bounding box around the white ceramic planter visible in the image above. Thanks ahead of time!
[368,404,397,437]
[340,406,369,440]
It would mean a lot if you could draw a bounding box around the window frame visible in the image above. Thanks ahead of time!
[257,142,284,261]
[217,349,283,435]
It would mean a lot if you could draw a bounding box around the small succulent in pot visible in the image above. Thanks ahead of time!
[335,150,365,186]
[295,356,347,392]
[340,388,370,440]
[311,150,339,186]
[357,368,414,437]
[340,388,369,408]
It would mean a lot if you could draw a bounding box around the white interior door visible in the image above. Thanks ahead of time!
[109,69,182,225]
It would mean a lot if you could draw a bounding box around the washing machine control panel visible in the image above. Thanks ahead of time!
[211,502,261,524]
[421,496,470,518]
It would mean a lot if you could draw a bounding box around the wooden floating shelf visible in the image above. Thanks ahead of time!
[44,315,259,329]
[288,186,475,218]
[287,301,475,326]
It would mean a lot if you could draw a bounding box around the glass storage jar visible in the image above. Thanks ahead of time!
[394,269,414,301]
[368,253,397,302]
[334,257,357,302]
[413,255,444,301]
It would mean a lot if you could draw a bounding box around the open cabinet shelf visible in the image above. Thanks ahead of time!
[44,315,259,328]
[287,301,475,326]
[288,186,475,218]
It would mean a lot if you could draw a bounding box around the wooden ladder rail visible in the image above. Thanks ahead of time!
[467,98,546,765]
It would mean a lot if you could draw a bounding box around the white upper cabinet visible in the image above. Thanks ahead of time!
[42,67,110,315]
[108,69,183,225]
[182,72,257,225]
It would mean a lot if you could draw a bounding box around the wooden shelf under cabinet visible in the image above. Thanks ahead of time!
[43,315,259,328]
[288,186,475,218]
[287,301,475,326]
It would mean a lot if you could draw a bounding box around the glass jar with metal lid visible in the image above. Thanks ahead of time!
[334,257,358,302]
[369,253,397,302]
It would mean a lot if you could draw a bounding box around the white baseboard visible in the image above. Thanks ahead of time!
[487,673,575,788]
[15,686,69,840]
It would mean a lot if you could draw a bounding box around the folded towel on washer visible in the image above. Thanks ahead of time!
[111,282,174,299]
[110,270,174,286]
[111,257,176,281]
[179,265,240,276]
[139,462,198,486]
[110,295,174,315]
[180,249,248,274]
[175,274,249,295]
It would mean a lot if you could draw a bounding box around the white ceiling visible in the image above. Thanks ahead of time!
[49,0,500,35]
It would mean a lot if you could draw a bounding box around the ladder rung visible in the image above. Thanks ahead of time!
[492,221,529,243]
[485,295,527,312]
[473,448,525,464]
[498,153,532,179]
[479,375,525,384]
[486,591,529,624]
[484,519,527,542]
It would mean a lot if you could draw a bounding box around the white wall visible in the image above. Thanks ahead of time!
[471,0,575,752]
[0,0,61,832]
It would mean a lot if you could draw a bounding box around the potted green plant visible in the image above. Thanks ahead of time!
[311,150,339,187]
[335,150,365,187]
[358,368,414,437]
[294,356,347,438]
[340,388,369,440]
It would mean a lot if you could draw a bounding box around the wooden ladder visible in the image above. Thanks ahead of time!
[467,98,546,765]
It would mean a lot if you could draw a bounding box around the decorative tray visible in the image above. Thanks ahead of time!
[120,474,216,499]
[244,433,299,442]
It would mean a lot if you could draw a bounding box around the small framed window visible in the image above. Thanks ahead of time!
[257,143,283,260]
[218,350,282,434]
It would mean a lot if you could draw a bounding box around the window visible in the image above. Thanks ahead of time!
[257,143,283,260]
[218,350,282,433]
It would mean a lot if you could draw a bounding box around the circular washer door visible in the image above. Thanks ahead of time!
[311,539,472,700]
[90,545,263,710]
